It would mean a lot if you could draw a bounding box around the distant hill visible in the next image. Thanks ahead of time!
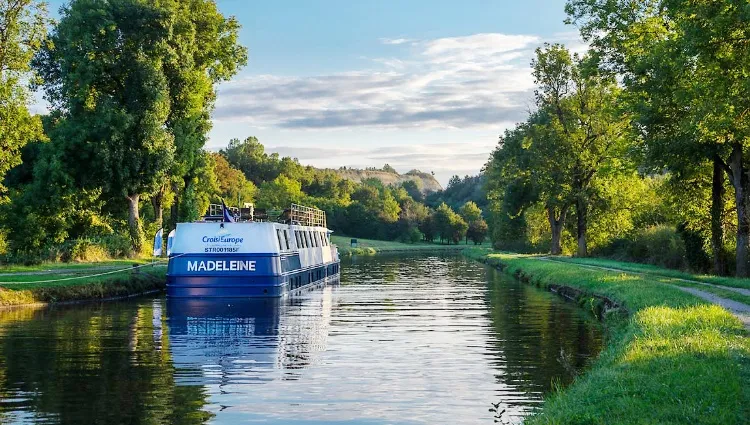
[333,167,443,194]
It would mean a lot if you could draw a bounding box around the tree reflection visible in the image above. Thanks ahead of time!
[482,267,603,395]
[0,301,213,425]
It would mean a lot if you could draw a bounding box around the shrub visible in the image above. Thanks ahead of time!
[594,225,688,270]
[397,227,423,244]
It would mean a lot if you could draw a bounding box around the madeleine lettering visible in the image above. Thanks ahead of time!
[187,260,256,272]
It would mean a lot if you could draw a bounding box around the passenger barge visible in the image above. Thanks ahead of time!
[166,203,340,297]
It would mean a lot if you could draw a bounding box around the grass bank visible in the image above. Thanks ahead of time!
[331,235,471,255]
[0,264,167,307]
[553,256,750,290]
[463,248,750,425]
[0,258,153,274]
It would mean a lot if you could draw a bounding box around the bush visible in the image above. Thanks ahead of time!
[594,225,688,270]
[0,234,135,265]
[397,227,423,244]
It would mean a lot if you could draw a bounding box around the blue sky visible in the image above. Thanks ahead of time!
[42,0,581,186]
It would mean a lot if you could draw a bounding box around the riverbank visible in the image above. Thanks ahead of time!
[331,235,469,255]
[0,263,167,307]
[463,249,750,425]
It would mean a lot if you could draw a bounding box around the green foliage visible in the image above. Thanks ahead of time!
[594,225,687,271]
[397,227,423,244]
[256,175,303,210]
[433,202,467,244]
[459,201,482,222]
[0,0,49,199]
[426,174,486,211]
[211,153,257,206]
[466,217,488,245]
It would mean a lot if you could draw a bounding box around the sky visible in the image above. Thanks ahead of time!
[40,0,583,187]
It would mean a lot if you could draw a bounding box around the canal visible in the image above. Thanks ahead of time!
[0,254,603,424]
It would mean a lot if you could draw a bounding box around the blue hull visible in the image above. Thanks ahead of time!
[167,255,340,298]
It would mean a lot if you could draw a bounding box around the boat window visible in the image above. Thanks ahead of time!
[304,230,310,248]
[310,231,317,247]
[313,232,319,247]
[294,231,299,248]
[283,230,290,250]
[276,229,283,250]
[321,232,327,246]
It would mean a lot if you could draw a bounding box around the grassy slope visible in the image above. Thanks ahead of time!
[0,258,153,274]
[0,266,167,306]
[543,257,750,306]
[553,256,750,290]
[331,235,470,255]
[463,248,750,425]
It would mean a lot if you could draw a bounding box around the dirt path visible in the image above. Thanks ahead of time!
[537,257,750,330]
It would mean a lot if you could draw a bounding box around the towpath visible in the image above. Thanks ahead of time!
[537,257,750,330]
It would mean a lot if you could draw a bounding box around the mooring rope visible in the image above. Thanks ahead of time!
[0,254,185,285]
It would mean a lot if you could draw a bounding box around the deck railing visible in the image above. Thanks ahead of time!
[203,202,326,227]
[290,203,327,227]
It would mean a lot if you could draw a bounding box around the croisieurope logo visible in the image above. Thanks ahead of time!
[202,234,244,244]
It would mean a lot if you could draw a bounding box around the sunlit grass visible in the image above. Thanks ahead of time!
[463,248,750,425]
[0,258,155,274]
[553,256,750,290]
[0,269,166,306]
[331,235,472,255]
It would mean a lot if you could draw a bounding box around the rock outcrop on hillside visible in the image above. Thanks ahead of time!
[334,168,443,194]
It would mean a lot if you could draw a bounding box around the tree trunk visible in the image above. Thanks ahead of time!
[576,197,588,257]
[711,155,727,276]
[127,193,143,254]
[727,144,749,277]
[152,186,164,229]
[547,206,567,255]
[169,181,179,230]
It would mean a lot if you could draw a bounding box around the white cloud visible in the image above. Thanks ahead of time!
[213,32,553,131]
[380,37,415,45]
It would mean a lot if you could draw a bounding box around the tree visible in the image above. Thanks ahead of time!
[0,0,48,199]
[433,202,466,244]
[212,153,257,207]
[530,44,630,256]
[35,0,179,252]
[458,201,483,243]
[459,201,482,223]
[450,214,468,245]
[161,0,246,226]
[566,0,750,275]
[256,175,303,210]
[467,218,488,245]
[419,211,436,242]
[401,179,424,202]
[221,137,278,185]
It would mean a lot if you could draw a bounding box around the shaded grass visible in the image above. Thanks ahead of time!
[0,268,166,306]
[331,235,470,255]
[463,248,750,425]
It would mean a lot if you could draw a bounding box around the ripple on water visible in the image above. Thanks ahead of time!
[0,254,602,425]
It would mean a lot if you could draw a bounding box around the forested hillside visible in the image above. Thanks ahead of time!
[334,167,443,195]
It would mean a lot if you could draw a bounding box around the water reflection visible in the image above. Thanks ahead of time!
[167,289,333,386]
[0,255,602,425]
[0,301,213,425]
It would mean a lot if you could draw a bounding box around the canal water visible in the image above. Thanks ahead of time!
[0,255,603,424]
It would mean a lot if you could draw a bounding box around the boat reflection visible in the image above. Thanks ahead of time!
[166,285,335,386]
